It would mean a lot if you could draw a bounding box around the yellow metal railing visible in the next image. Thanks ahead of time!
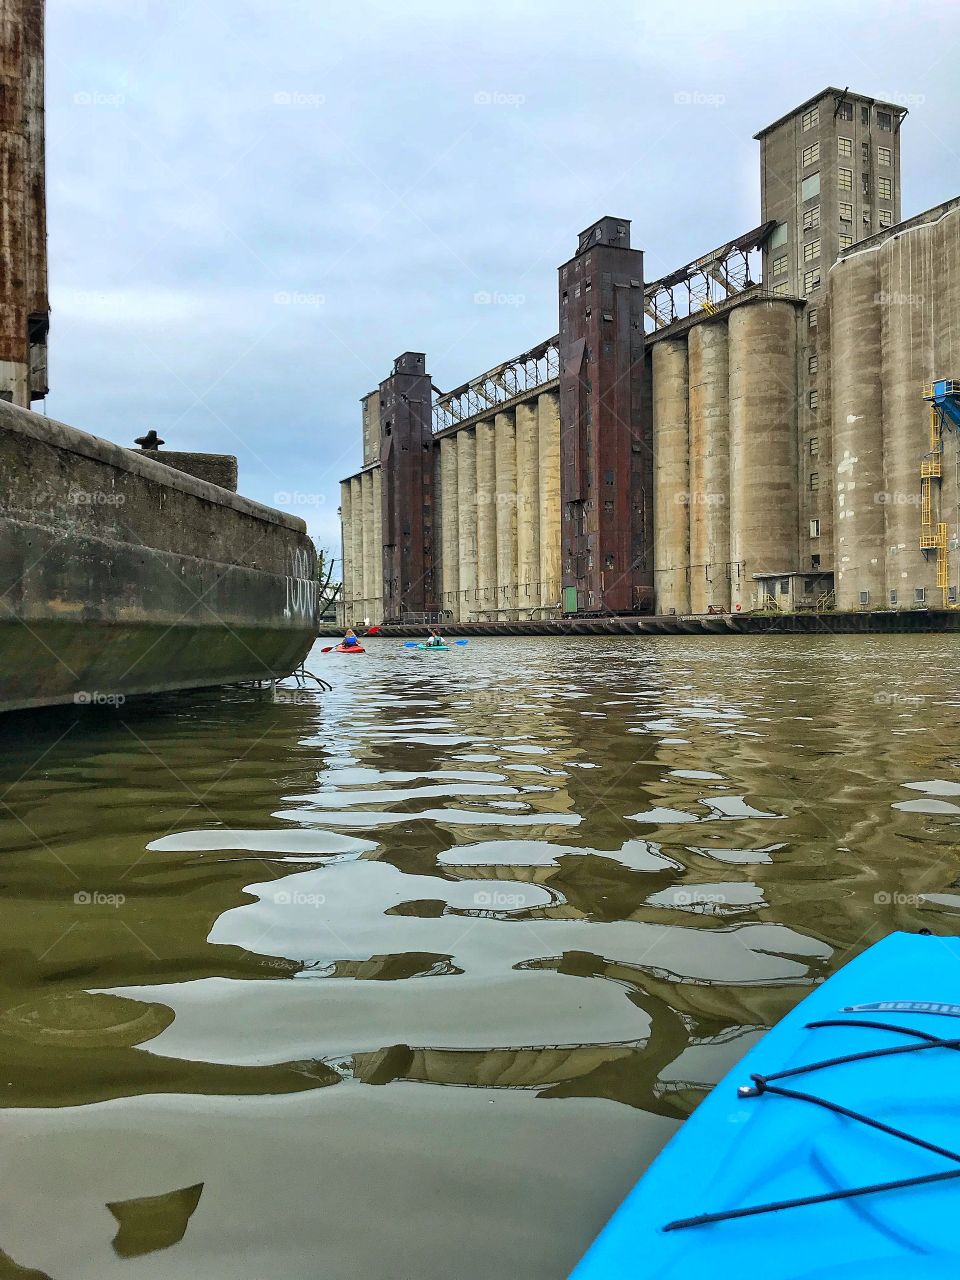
[930,405,942,452]
[921,478,933,529]
[920,383,954,604]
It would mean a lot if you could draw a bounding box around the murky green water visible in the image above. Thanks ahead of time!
[2,635,960,1278]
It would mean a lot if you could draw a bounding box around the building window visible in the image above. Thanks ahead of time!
[861,105,869,126]
[801,106,820,131]
[809,390,819,410]
[861,140,869,164]
[810,518,821,537]
[803,269,820,294]
[770,221,788,248]
[879,208,894,228]
[808,355,819,375]
[812,554,822,568]
[915,587,926,604]
[801,173,821,201]
[950,586,958,605]
[878,110,892,131]
[802,142,820,167]
[838,136,852,157]
[773,255,787,275]
[838,100,853,121]
[878,145,892,166]
[878,175,892,200]
[809,471,819,491]
[808,306,818,329]
[809,436,820,457]
[803,237,821,262]
[862,172,871,196]
[890,590,898,606]
[863,206,872,228]
[803,205,821,231]
[772,281,789,296]
[859,590,871,606]
[839,233,853,249]
[838,167,853,191]
[839,202,853,223]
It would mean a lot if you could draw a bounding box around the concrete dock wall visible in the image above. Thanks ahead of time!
[0,402,317,711]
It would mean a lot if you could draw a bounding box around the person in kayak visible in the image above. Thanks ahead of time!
[424,627,445,647]
[341,628,360,648]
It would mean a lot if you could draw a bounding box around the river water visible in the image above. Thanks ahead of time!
[1,635,959,1278]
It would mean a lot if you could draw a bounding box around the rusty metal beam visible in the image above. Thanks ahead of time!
[432,337,559,434]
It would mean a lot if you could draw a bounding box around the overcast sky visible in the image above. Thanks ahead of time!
[45,0,960,552]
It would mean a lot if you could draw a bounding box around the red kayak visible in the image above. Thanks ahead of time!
[334,644,365,654]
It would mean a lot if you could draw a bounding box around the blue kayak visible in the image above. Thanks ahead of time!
[571,931,960,1278]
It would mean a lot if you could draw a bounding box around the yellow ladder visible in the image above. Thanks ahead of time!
[919,392,949,603]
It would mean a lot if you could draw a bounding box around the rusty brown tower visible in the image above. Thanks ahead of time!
[379,351,437,621]
[0,0,48,407]
[559,217,651,614]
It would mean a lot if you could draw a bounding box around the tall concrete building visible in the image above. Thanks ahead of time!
[341,85,960,626]
[757,88,905,298]
[756,89,907,579]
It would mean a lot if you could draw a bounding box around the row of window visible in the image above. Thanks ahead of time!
[866,588,951,606]
[802,170,895,204]
[801,102,894,131]
[833,139,893,165]
[801,202,893,234]
[838,168,893,198]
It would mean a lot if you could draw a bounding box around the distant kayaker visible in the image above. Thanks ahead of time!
[342,628,360,648]
[424,627,445,648]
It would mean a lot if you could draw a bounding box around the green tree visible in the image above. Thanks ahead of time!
[314,544,341,621]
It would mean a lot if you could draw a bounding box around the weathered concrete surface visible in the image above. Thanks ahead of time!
[494,409,517,616]
[728,300,799,609]
[439,434,459,620]
[475,419,497,614]
[515,400,539,617]
[0,402,317,711]
[688,322,730,614]
[140,449,238,492]
[537,390,561,608]
[652,338,690,614]
[829,250,885,611]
